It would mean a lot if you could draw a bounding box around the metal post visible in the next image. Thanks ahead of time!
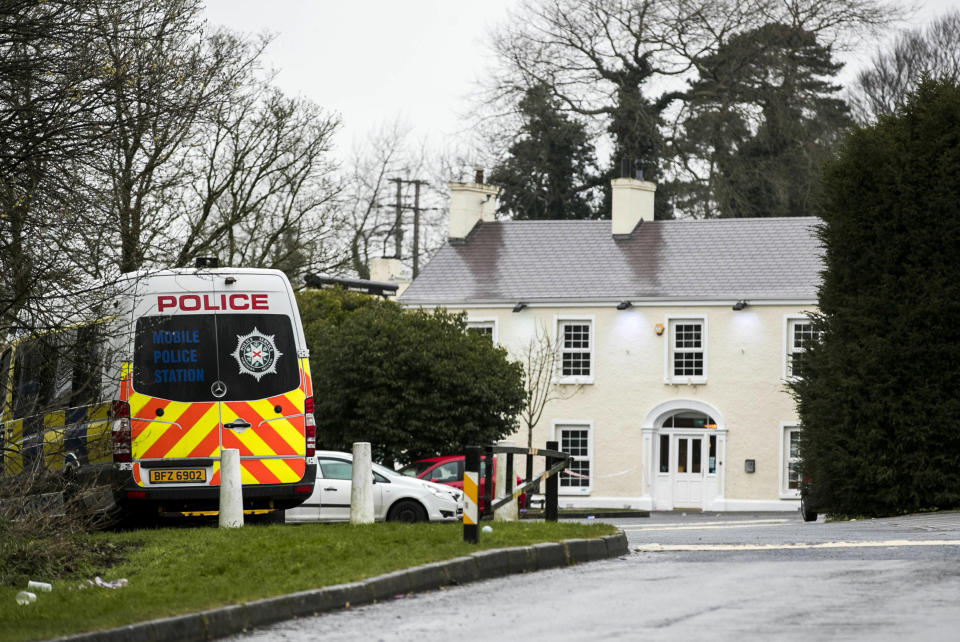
[545,440,559,522]
[525,452,539,497]
[463,446,480,543]
[482,445,494,519]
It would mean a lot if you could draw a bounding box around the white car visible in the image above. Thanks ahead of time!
[285,450,463,523]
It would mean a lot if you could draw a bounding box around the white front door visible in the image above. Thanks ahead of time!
[672,434,704,508]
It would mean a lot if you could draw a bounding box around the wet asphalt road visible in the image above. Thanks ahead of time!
[228,511,960,641]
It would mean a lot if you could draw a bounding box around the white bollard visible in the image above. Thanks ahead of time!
[494,440,518,521]
[219,448,244,528]
[350,442,375,524]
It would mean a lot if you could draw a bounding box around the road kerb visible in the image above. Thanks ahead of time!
[57,531,629,642]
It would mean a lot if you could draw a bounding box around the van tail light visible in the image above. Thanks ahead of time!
[112,400,132,463]
[111,400,130,419]
[304,396,316,457]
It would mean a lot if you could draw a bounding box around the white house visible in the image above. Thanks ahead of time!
[398,177,821,511]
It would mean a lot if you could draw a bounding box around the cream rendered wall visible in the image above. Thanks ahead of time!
[453,302,813,511]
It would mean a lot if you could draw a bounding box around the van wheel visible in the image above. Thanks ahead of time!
[800,496,818,522]
[387,500,427,523]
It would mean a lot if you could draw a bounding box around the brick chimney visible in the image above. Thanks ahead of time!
[448,169,499,242]
[611,178,656,237]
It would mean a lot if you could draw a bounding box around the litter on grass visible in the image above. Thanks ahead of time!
[15,591,36,605]
[75,576,129,590]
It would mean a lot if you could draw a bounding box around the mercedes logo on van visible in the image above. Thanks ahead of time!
[211,381,227,398]
[231,327,282,381]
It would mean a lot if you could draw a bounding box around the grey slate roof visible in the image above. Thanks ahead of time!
[400,217,823,305]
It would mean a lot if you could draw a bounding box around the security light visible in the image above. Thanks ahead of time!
[732,300,748,311]
[616,301,633,310]
[512,303,527,313]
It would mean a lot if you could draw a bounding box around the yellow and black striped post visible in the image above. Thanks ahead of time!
[463,445,480,543]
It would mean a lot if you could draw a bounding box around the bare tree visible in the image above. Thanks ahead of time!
[339,121,448,279]
[514,324,583,450]
[172,86,343,283]
[341,121,413,279]
[86,0,263,273]
[0,0,112,335]
[481,0,904,217]
[61,0,344,285]
[850,10,960,123]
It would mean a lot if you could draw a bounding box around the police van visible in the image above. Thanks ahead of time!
[0,266,316,524]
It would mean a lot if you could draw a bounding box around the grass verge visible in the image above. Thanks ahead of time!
[0,520,616,641]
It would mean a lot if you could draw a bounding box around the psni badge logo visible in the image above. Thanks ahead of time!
[231,327,282,381]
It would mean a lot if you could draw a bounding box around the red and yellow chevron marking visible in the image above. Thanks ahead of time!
[120,362,132,401]
[123,359,309,487]
[300,358,312,396]
[130,400,221,461]
[207,457,305,485]
[220,396,306,457]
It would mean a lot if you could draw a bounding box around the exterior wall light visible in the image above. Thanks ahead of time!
[512,303,527,313]
[616,301,633,310]
[654,323,664,335]
[732,300,748,311]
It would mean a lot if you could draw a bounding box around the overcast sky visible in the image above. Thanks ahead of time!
[203,0,959,157]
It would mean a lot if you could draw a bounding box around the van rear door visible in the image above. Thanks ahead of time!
[129,272,307,488]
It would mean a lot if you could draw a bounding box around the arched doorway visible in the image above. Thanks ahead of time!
[640,400,726,511]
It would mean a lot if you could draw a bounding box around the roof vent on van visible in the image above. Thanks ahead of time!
[195,256,219,268]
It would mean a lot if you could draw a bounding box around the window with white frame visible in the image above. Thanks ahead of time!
[466,320,496,343]
[667,318,706,383]
[786,318,815,379]
[782,425,801,496]
[557,424,591,490]
[558,319,592,382]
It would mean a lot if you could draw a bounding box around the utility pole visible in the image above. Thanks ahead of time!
[386,177,434,274]
[390,177,403,259]
[412,180,423,277]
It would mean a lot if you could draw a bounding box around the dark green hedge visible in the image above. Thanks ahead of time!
[791,80,960,516]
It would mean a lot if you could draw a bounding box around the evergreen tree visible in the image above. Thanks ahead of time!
[791,80,960,516]
[676,24,852,218]
[489,84,600,220]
